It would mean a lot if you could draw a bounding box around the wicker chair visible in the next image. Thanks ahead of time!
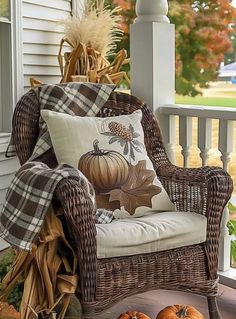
[11,89,233,319]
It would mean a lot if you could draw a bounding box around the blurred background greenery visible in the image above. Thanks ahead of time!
[105,0,236,102]
[0,0,10,19]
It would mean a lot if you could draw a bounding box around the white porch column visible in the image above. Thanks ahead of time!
[130,0,176,163]
[130,0,175,109]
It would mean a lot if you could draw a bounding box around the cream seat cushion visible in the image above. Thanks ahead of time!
[96,211,207,259]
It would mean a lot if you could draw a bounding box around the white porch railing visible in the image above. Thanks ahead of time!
[158,104,236,273]
[130,0,235,281]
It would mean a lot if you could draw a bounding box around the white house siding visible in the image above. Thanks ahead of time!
[0,0,74,250]
[0,134,20,250]
[22,0,72,91]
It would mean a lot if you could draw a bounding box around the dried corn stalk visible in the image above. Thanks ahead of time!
[0,206,78,319]
[58,37,130,86]
[57,0,130,86]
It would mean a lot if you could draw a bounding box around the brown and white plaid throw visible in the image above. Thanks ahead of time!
[6,82,115,159]
[0,162,89,250]
[1,83,115,250]
[0,161,114,251]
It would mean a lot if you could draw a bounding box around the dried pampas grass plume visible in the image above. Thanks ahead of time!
[59,0,123,57]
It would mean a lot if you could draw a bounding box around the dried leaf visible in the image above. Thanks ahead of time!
[109,160,162,215]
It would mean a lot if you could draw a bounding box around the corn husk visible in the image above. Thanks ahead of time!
[0,206,78,319]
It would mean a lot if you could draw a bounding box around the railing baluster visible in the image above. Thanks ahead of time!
[218,208,231,271]
[160,114,176,164]
[198,118,212,166]
[179,116,193,168]
[219,119,234,170]
[218,119,234,271]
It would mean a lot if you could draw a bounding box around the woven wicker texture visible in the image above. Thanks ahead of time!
[11,89,233,319]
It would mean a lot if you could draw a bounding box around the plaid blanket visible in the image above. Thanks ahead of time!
[6,82,115,159]
[0,162,84,250]
[0,162,114,251]
[1,83,115,250]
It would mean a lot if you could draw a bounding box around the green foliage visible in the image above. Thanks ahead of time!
[227,202,236,264]
[231,240,236,264]
[224,28,236,65]
[0,250,15,275]
[0,0,10,18]
[228,201,236,213]
[175,95,236,107]
[227,219,236,237]
[105,0,136,85]
[168,0,236,96]
[0,250,23,310]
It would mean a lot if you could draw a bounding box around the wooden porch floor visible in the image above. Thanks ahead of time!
[96,284,236,319]
[1,250,235,318]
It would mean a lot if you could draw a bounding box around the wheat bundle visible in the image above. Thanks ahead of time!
[57,0,130,85]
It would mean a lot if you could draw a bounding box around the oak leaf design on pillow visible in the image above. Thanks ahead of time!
[108,160,162,215]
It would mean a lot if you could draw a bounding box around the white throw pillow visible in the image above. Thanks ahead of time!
[41,109,176,218]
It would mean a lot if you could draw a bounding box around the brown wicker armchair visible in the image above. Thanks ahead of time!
[11,89,233,319]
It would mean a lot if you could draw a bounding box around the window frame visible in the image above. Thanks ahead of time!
[0,0,23,135]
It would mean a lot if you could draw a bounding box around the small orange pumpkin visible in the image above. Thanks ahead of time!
[78,140,129,193]
[156,304,204,319]
[117,310,151,319]
[0,302,20,318]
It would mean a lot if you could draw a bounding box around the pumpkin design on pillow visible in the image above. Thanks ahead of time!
[78,140,129,193]
[78,138,162,215]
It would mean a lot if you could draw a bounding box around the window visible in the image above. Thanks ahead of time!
[0,0,11,133]
[0,0,10,19]
[0,0,23,134]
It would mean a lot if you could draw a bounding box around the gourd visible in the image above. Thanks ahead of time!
[117,310,151,319]
[78,140,129,193]
[156,305,204,319]
[0,302,20,318]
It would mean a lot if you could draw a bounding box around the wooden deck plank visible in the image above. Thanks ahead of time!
[96,285,236,319]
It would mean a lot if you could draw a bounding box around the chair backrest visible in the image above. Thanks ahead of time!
[11,89,169,170]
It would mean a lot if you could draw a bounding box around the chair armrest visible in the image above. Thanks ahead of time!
[54,176,97,302]
[157,164,233,216]
[157,164,233,278]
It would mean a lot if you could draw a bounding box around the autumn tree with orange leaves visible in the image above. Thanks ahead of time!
[112,0,135,56]
[107,0,236,96]
[169,0,236,96]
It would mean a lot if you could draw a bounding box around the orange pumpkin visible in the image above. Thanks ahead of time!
[78,140,129,193]
[156,305,204,319]
[0,302,20,318]
[117,310,151,319]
